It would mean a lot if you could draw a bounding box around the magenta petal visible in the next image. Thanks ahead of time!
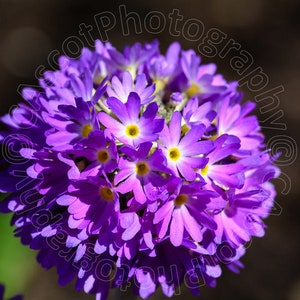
[143,231,154,249]
[214,163,244,174]
[116,174,135,194]
[94,240,107,255]
[206,265,222,278]
[169,111,181,145]
[114,168,134,185]
[179,124,205,147]
[221,214,250,245]
[84,275,95,293]
[136,269,156,299]
[121,214,141,240]
[122,72,133,92]
[46,131,77,147]
[170,208,184,246]
[153,201,173,224]
[56,194,76,206]
[74,244,87,262]
[133,181,146,204]
[107,97,129,123]
[126,92,141,121]
[120,212,137,229]
[109,76,126,99]
[177,160,196,181]
[68,215,83,229]
[160,277,175,297]
[157,208,173,238]
[231,116,258,136]
[98,111,123,131]
[181,205,203,242]
[66,235,81,248]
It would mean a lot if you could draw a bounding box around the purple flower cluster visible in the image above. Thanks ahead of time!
[0,40,280,299]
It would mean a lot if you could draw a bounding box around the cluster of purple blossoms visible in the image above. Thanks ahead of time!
[0,40,280,299]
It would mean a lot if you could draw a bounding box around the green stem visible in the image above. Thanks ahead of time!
[97,99,111,115]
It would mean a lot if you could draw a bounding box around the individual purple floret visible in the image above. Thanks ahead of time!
[107,71,155,105]
[159,111,213,181]
[0,40,280,300]
[99,92,163,146]
[114,142,170,205]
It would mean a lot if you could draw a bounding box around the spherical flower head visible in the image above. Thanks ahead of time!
[0,40,280,300]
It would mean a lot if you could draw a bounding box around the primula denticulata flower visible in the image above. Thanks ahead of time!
[0,40,280,299]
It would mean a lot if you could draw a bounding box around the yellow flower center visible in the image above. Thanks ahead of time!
[186,83,202,98]
[97,149,109,163]
[201,164,209,176]
[174,194,188,206]
[125,124,140,138]
[209,130,223,141]
[93,75,104,85]
[153,78,166,94]
[81,124,93,138]
[209,134,218,141]
[182,124,190,134]
[99,187,114,201]
[125,64,137,77]
[135,161,150,176]
[168,147,181,162]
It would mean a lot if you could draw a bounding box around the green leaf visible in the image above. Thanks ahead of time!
[0,193,10,202]
[0,213,36,298]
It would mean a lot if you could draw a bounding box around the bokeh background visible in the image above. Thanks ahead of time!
[0,0,299,299]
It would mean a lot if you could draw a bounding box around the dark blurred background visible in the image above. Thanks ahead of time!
[0,0,299,299]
